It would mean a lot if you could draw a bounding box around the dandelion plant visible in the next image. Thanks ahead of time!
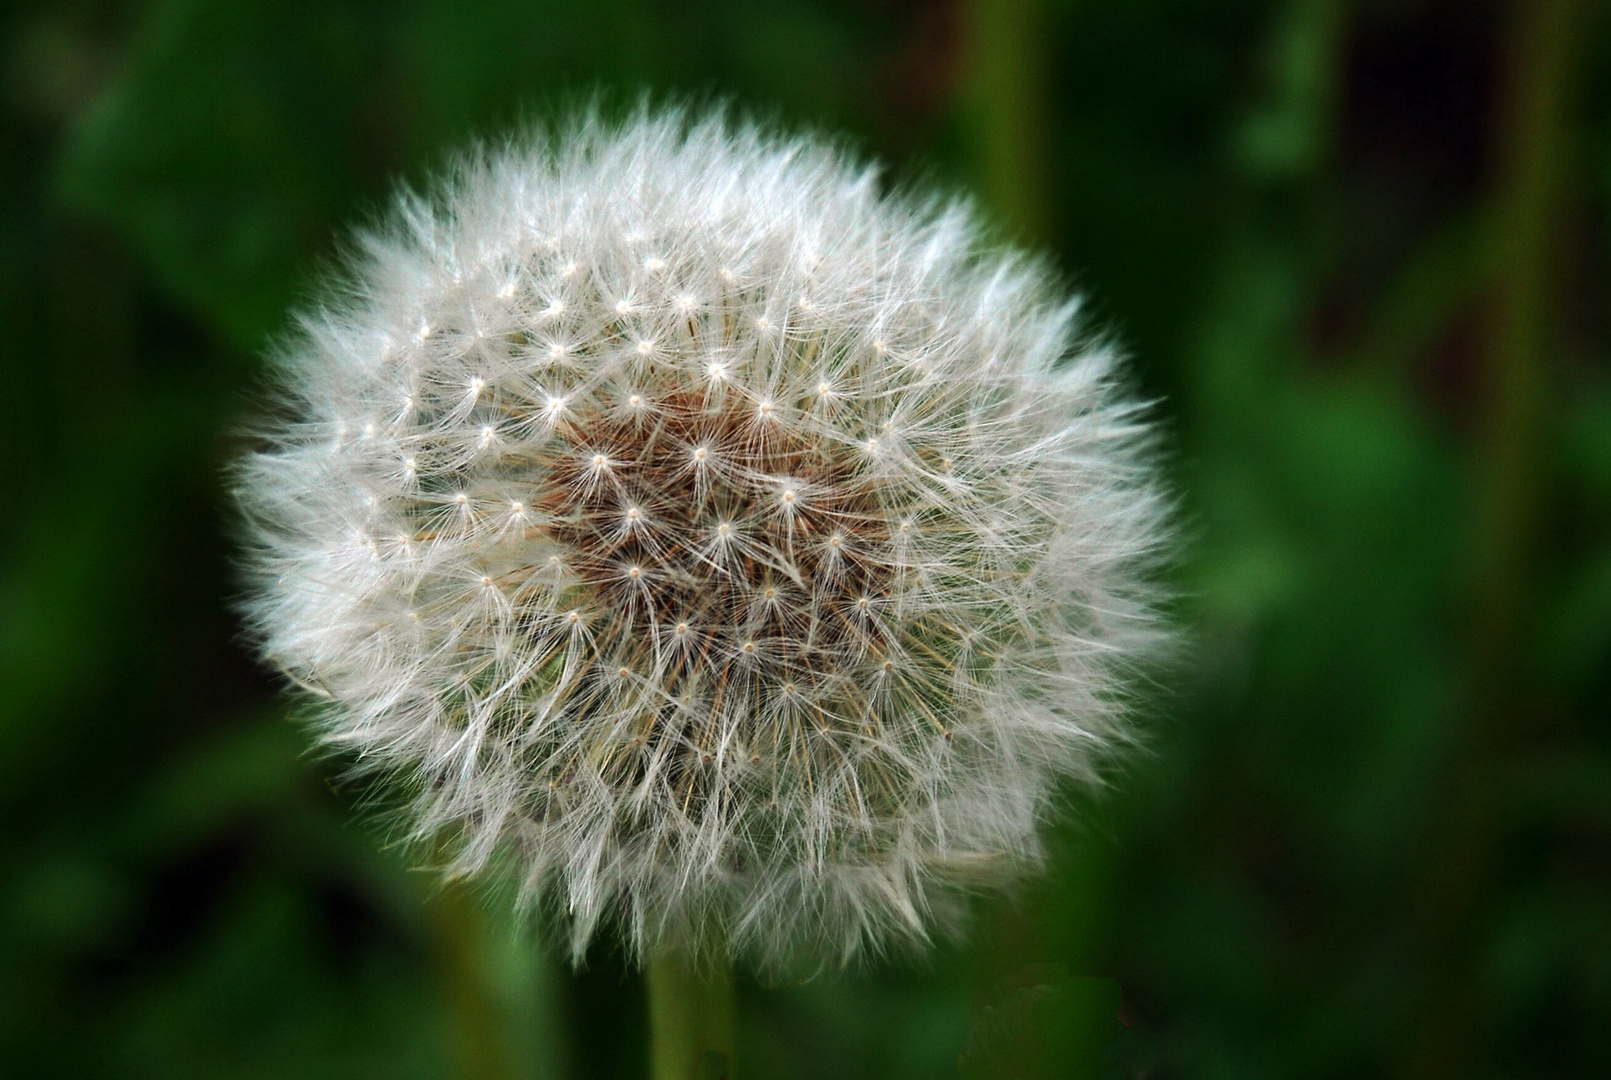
[236,104,1170,1077]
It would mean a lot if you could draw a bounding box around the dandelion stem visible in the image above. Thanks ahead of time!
[429,882,513,1080]
[647,947,736,1080]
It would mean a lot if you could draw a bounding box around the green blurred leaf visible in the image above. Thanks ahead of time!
[56,0,380,350]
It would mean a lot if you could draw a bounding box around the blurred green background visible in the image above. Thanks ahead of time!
[3,0,1609,1076]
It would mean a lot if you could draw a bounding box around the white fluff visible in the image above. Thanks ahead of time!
[236,106,1171,971]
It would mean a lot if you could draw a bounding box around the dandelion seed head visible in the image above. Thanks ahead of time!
[235,106,1170,973]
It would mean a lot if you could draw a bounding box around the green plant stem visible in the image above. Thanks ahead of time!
[647,948,736,1080]
[957,0,1057,1001]
[1403,1,1582,1077]
[961,0,1051,244]
[429,882,512,1080]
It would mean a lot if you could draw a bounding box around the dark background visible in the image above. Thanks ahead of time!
[2,0,1608,1077]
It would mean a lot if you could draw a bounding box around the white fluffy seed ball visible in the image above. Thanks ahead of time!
[236,107,1170,971]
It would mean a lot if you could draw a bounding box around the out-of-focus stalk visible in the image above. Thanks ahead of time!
[429,882,514,1080]
[648,949,736,1080]
[955,0,1057,994]
[1405,1,1582,1078]
[960,0,1051,244]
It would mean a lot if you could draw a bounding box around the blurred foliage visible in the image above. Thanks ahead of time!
[3,0,1609,1077]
